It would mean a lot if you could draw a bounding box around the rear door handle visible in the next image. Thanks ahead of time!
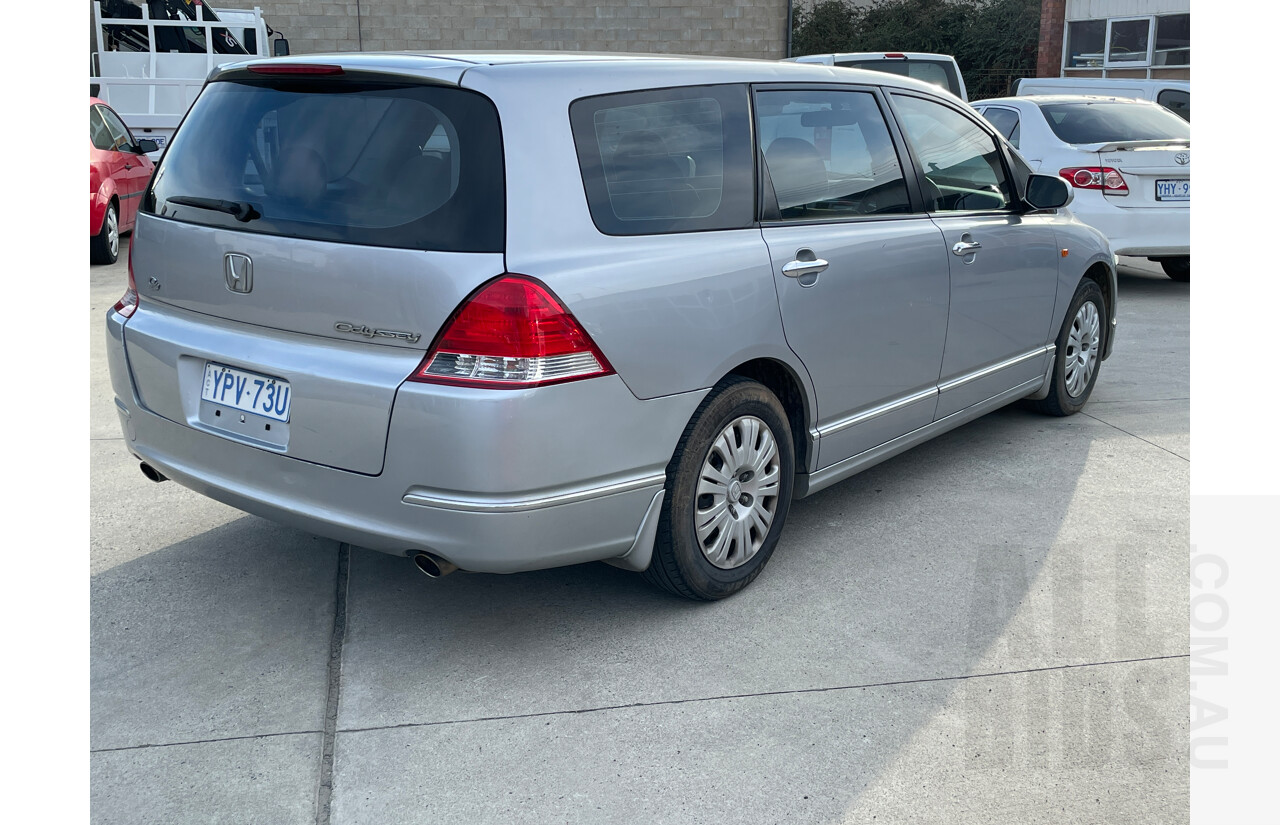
[951,240,982,256]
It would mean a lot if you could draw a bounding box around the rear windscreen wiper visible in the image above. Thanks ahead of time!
[165,196,261,222]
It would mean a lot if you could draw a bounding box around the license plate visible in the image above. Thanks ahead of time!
[1156,179,1189,201]
[201,362,291,422]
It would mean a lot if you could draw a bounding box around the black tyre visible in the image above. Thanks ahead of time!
[1160,257,1189,282]
[91,202,120,265]
[1027,279,1106,417]
[644,377,795,601]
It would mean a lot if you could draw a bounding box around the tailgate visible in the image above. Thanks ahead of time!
[122,67,508,474]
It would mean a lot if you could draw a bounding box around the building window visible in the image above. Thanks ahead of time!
[1106,18,1152,66]
[1155,14,1190,66]
[1065,19,1106,68]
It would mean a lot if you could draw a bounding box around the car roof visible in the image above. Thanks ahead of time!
[211,50,960,101]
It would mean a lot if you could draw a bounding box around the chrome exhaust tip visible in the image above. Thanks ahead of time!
[139,462,168,483]
[413,552,459,579]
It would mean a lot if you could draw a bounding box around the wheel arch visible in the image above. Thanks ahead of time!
[1081,258,1117,360]
[722,357,814,475]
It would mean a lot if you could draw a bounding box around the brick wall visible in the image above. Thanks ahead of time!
[256,1,787,59]
[1037,0,1065,78]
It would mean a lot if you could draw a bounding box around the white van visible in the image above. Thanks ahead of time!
[1012,77,1189,120]
[788,52,967,101]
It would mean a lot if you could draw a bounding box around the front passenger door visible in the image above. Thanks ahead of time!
[889,93,1060,419]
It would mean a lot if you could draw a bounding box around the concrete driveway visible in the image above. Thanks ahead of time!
[91,245,1189,824]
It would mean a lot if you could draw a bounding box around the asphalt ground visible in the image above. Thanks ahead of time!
[90,241,1190,824]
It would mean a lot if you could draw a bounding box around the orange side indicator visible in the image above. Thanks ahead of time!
[1061,248,1070,257]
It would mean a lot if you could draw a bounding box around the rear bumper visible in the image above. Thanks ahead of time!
[1070,198,1189,257]
[107,307,703,574]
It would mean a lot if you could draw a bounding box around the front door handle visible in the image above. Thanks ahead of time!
[782,254,829,279]
[951,239,982,256]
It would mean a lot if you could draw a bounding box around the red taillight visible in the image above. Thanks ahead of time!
[1059,166,1128,195]
[113,240,139,319]
[247,64,344,75]
[408,275,614,389]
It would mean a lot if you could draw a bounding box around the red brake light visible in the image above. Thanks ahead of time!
[883,53,907,59]
[248,64,344,75]
[409,275,614,389]
[1059,166,1128,195]
[113,240,139,319]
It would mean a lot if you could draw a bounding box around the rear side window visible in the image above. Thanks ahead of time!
[570,85,754,235]
[1156,89,1190,121]
[1037,101,1191,144]
[981,106,1021,149]
[838,59,962,99]
[145,78,505,252]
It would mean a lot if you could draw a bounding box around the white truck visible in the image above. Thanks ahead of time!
[90,0,288,157]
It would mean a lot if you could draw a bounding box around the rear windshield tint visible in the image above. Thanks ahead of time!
[838,59,961,99]
[1037,101,1191,144]
[145,78,504,252]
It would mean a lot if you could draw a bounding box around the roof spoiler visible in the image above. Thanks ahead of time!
[1084,139,1190,152]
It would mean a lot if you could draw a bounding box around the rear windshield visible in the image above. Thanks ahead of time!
[837,59,962,99]
[1037,101,1191,144]
[144,77,504,252]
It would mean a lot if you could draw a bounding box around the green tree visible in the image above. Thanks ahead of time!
[791,0,1040,99]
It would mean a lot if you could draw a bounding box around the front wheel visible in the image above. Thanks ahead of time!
[1027,279,1106,417]
[644,377,795,601]
[91,202,120,265]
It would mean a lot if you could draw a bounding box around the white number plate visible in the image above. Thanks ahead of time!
[1156,179,1189,201]
[201,362,291,422]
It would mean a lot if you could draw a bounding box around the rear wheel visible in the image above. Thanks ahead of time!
[644,377,795,601]
[91,202,119,265]
[1160,257,1189,282]
[1027,279,1105,417]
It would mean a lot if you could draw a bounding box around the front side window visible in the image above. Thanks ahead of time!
[570,85,753,235]
[891,94,1010,213]
[146,78,505,252]
[756,89,909,219]
[98,105,137,151]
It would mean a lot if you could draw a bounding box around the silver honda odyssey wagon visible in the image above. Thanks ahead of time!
[107,53,1116,600]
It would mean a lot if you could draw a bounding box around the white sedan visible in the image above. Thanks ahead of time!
[973,94,1190,281]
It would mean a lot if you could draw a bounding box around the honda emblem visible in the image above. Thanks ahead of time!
[225,253,253,294]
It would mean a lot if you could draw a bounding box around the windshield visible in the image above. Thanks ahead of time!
[1037,101,1191,144]
[145,77,505,252]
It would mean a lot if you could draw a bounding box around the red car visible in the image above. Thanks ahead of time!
[90,97,157,264]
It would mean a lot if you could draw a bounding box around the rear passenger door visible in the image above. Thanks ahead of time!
[755,86,950,470]
[888,92,1060,419]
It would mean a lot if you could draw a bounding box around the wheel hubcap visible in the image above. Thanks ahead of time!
[694,416,781,569]
[1064,300,1100,398]
[106,209,119,258]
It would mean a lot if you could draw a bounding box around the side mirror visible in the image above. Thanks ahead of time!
[137,139,160,154]
[273,37,290,57]
[1024,173,1073,210]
